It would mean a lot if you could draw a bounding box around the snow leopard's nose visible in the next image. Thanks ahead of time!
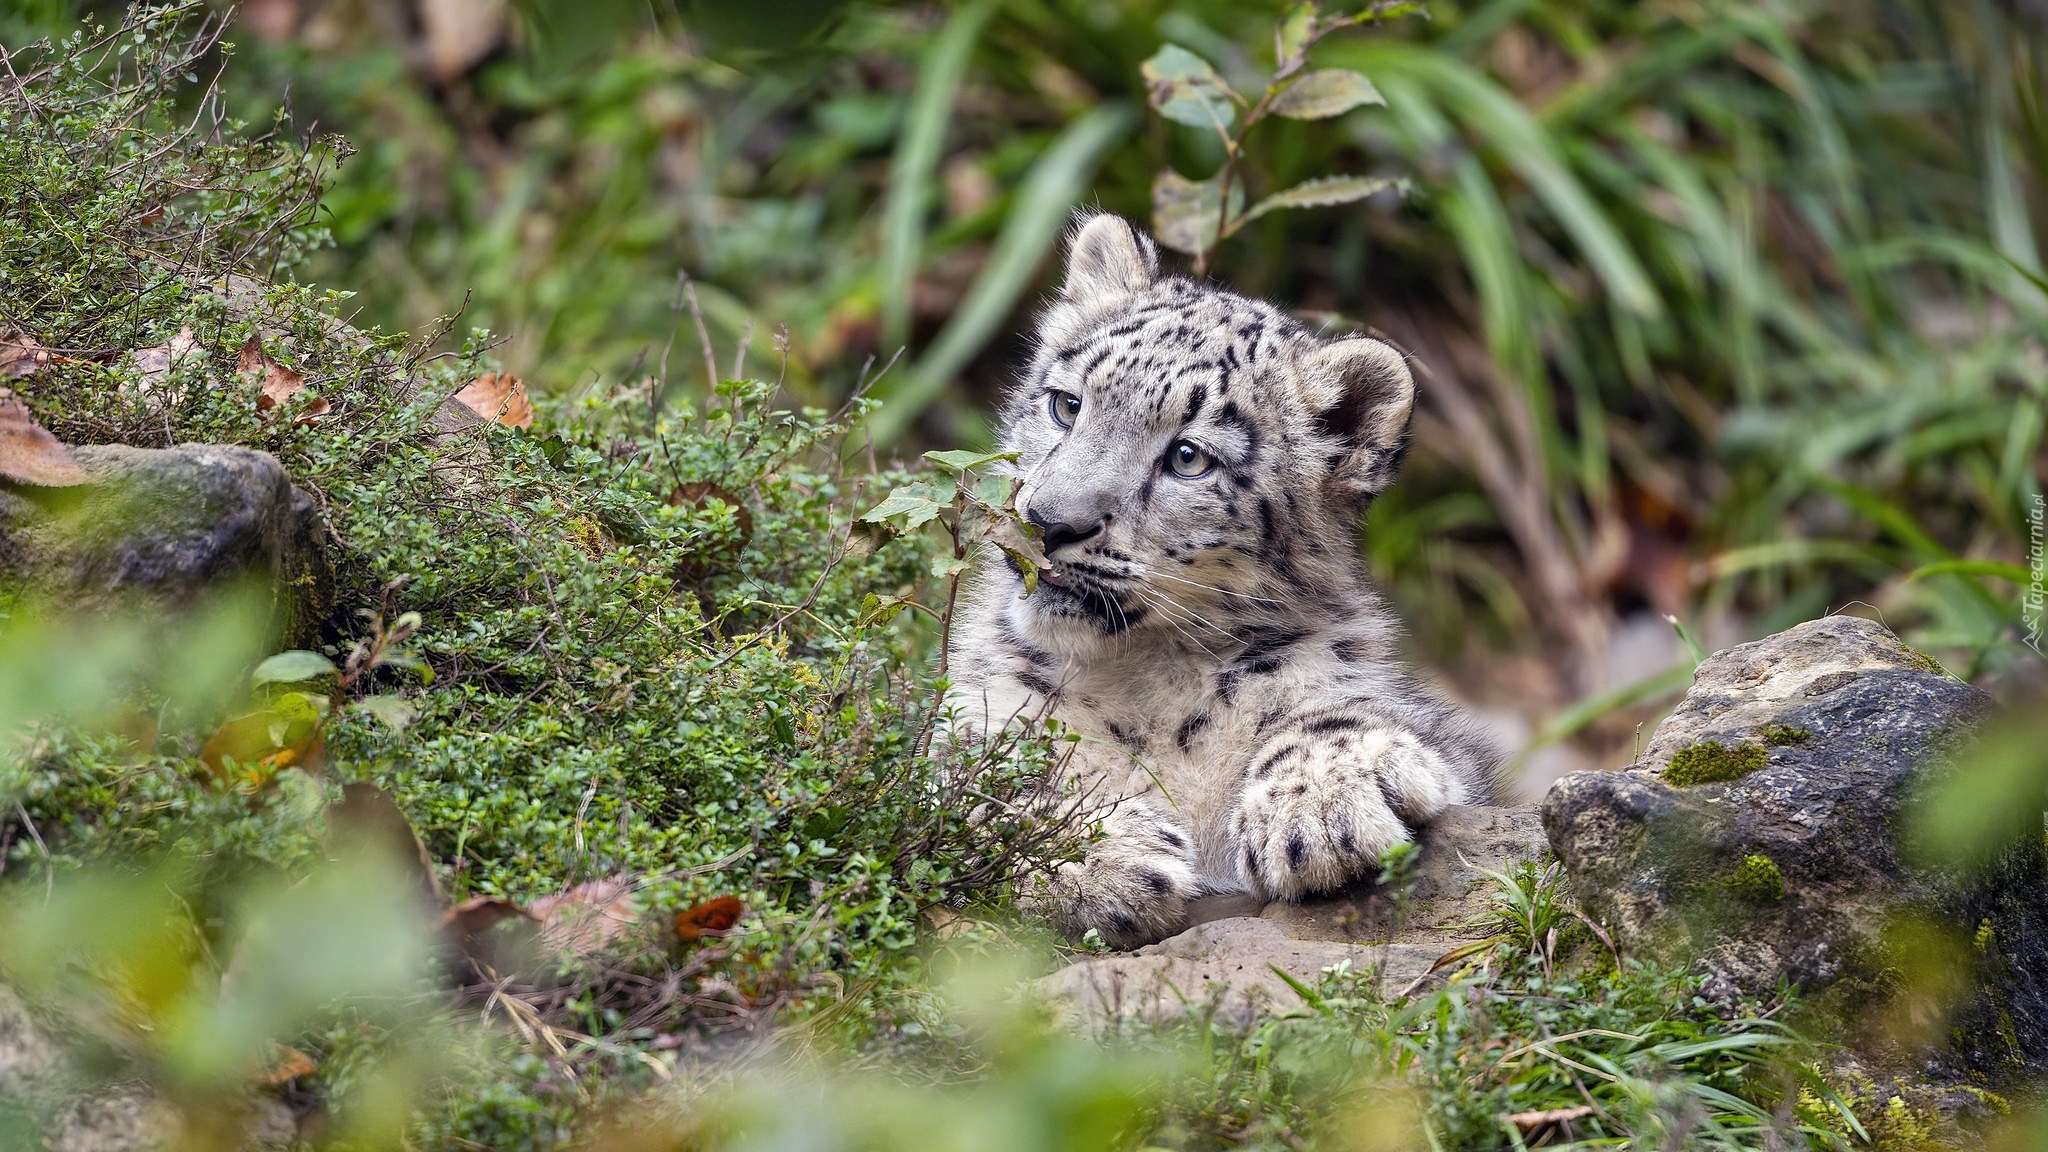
[1027,506,1105,555]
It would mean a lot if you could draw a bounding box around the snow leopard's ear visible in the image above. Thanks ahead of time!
[1301,336,1415,501]
[1061,213,1158,304]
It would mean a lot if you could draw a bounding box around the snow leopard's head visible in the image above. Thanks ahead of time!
[995,213,1416,653]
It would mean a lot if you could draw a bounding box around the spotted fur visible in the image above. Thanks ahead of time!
[944,214,1501,949]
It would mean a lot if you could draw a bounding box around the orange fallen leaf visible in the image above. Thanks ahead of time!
[133,326,203,393]
[263,1046,318,1086]
[452,371,533,429]
[0,332,62,379]
[0,388,90,487]
[199,692,325,792]
[239,335,307,411]
[530,876,640,957]
[673,895,743,942]
[439,894,533,940]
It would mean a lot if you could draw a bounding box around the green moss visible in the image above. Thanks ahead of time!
[1730,854,1786,903]
[1759,723,1812,746]
[1664,741,1768,785]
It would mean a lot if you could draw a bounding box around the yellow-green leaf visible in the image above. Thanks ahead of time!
[1268,69,1383,120]
[1152,168,1242,256]
[922,448,1018,472]
[1241,174,1401,224]
[1276,3,1318,69]
[1141,44,1238,130]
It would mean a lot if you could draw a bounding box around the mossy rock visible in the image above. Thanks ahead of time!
[1542,616,2044,1086]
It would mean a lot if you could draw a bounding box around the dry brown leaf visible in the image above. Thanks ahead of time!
[0,388,90,487]
[439,894,533,940]
[667,481,756,546]
[452,371,533,429]
[239,336,305,409]
[673,894,743,942]
[417,0,507,81]
[133,326,203,393]
[0,332,61,379]
[240,0,300,43]
[263,1046,318,1086]
[326,782,446,910]
[237,336,330,424]
[529,876,640,958]
[1503,1105,1596,1135]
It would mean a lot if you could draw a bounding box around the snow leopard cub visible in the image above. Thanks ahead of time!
[944,213,1501,949]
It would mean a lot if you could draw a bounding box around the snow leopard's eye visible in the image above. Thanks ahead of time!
[1049,390,1082,429]
[1166,440,1213,479]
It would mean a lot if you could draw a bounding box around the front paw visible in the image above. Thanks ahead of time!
[1038,852,1198,950]
[1230,728,1457,900]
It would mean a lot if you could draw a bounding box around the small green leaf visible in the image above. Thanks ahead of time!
[859,480,944,529]
[1276,3,1318,69]
[998,545,1041,596]
[1240,174,1401,225]
[1152,167,1243,256]
[930,555,972,580]
[354,694,417,731]
[251,650,338,687]
[858,593,911,628]
[1141,44,1238,130]
[1268,69,1383,119]
[922,448,1018,471]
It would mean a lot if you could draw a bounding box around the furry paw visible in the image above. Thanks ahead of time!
[1024,814,1200,949]
[1229,726,1458,900]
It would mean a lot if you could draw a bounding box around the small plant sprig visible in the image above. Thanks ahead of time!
[855,450,1050,679]
[1142,0,1420,273]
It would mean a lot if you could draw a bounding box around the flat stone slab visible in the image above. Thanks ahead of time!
[1040,805,1548,1030]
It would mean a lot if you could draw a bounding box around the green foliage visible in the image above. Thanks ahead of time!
[0,10,1079,1141]
[1139,2,1410,272]
[1665,741,1768,786]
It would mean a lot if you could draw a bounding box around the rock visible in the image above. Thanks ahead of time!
[2,986,299,1151]
[1542,614,2046,1078]
[0,444,331,642]
[1038,805,1547,1031]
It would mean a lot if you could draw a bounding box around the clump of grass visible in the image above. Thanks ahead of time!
[1666,741,1769,786]
[1761,724,1813,746]
[1731,854,1787,904]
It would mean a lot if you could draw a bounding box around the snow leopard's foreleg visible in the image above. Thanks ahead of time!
[1028,798,1201,950]
[1227,716,1465,900]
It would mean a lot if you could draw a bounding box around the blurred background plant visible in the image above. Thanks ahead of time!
[8,0,2037,787]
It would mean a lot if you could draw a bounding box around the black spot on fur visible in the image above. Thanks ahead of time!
[1106,911,1138,939]
[1175,710,1210,752]
[1159,827,1188,851]
[1138,869,1173,897]
[1285,833,1307,871]
[1331,638,1369,663]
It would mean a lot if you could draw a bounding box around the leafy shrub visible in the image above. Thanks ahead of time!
[1,6,1079,1138]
